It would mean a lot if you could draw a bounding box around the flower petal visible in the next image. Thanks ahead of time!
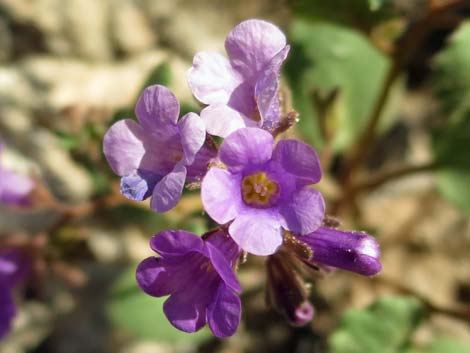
[178,112,206,165]
[150,164,187,212]
[0,250,29,287]
[207,283,241,338]
[0,168,34,207]
[120,169,161,201]
[150,230,204,257]
[205,242,241,293]
[103,119,145,176]
[185,143,217,181]
[255,45,290,131]
[280,187,325,235]
[163,290,208,333]
[229,210,283,256]
[0,289,15,339]
[273,139,322,185]
[201,168,243,224]
[200,104,247,138]
[219,127,273,173]
[187,51,241,105]
[225,19,287,78]
[135,84,179,129]
[136,257,175,297]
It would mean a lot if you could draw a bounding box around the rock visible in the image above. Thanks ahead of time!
[111,0,156,55]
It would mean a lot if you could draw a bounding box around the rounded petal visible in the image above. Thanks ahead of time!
[150,230,204,257]
[201,168,243,224]
[225,19,287,78]
[200,104,247,138]
[150,164,187,212]
[136,257,175,297]
[280,187,325,235]
[163,292,207,333]
[207,284,241,338]
[103,119,145,176]
[178,112,206,165]
[255,46,290,131]
[229,210,283,256]
[205,242,241,293]
[219,127,273,173]
[0,168,34,207]
[187,51,241,105]
[273,139,322,185]
[135,85,180,129]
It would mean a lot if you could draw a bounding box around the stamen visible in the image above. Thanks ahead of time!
[241,172,279,207]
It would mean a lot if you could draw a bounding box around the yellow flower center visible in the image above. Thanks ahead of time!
[241,172,279,207]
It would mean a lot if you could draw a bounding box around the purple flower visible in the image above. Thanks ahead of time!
[0,145,34,207]
[297,227,382,276]
[201,127,325,256]
[0,249,29,339]
[187,19,290,137]
[103,85,215,212]
[136,230,242,338]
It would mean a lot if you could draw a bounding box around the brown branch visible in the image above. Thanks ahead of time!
[352,161,441,193]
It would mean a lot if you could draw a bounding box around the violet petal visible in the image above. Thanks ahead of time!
[135,85,179,130]
[207,283,241,338]
[150,164,187,212]
[229,210,283,256]
[219,127,274,173]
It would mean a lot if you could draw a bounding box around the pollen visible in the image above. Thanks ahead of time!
[242,172,279,207]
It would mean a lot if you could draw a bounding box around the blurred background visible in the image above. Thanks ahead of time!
[0,0,469,352]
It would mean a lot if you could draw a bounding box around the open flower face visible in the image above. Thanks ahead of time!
[103,84,216,212]
[187,19,290,137]
[202,128,325,256]
[136,230,242,338]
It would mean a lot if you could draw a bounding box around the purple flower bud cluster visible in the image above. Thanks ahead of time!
[103,19,382,338]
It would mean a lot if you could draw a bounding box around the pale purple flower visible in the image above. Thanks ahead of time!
[0,145,34,207]
[297,227,382,276]
[103,84,215,212]
[201,127,325,256]
[136,230,242,338]
[0,249,29,339]
[187,19,290,137]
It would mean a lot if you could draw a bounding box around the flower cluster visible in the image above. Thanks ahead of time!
[103,19,382,338]
[0,249,29,339]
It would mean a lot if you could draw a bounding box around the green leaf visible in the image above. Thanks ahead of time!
[435,168,470,215]
[289,0,396,32]
[140,61,172,92]
[432,22,470,118]
[329,296,425,353]
[285,20,399,150]
[107,265,210,343]
[422,338,470,353]
[431,22,470,214]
